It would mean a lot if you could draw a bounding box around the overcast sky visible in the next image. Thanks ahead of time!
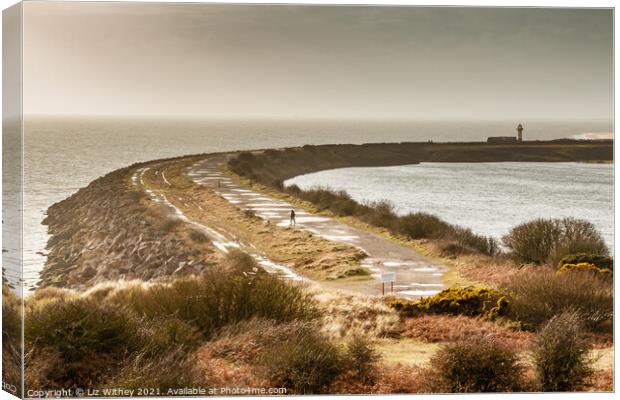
[22,2,613,120]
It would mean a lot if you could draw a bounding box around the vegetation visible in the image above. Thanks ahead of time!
[202,319,380,394]
[502,218,608,264]
[343,336,380,382]
[256,326,345,394]
[2,284,22,397]
[557,263,611,276]
[502,268,612,330]
[558,253,613,271]
[284,186,499,255]
[389,287,508,319]
[531,311,594,392]
[23,251,320,391]
[429,336,525,393]
[107,273,318,340]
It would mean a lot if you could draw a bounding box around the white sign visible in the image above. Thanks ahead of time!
[380,272,396,283]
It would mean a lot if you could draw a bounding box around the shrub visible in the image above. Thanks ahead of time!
[557,263,611,276]
[502,268,612,330]
[189,229,210,243]
[107,265,319,339]
[531,311,593,391]
[430,336,525,392]
[138,317,203,356]
[503,218,608,264]
[256,328,345,394]
[558,253,613,271]
[389,287,509,319]
[223,249,260,273]
[108,347,206,393]
[25,297,140,388]
[361,200,399,230]
[204,319,315,364]
[156,218,183,233]
[26,297,139,363]
[343,336,380,382]
[398,212,451,239]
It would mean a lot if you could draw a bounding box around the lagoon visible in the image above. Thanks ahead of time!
[285,162,614,252]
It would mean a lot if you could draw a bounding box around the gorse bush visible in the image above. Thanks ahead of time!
[532,311,593,391]
[390,287,508,319]
[557,263,611,276]
[430,336,525,393]
[503,218,608,264]
[558,253,613,271]
[502,268,612,330]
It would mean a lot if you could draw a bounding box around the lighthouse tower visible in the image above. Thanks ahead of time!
[517,123,524,142]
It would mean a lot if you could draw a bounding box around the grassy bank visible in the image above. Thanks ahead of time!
[13,249,612,394]
[139,157,369,281]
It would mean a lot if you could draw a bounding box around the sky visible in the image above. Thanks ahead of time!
[22,2,613,120]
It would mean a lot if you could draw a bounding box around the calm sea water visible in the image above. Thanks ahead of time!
[286,162,614,252]
[2,117,612,289]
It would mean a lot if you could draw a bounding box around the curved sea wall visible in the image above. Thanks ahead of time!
[228,140,613,186]
[40,156,219,289]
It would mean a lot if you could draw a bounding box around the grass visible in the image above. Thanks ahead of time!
[401,315,531,350]
[374,338,442,366]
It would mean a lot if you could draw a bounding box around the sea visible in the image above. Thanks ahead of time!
[1,117,613,291]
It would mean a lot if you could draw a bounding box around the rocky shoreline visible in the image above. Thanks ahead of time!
[40,156,220,289]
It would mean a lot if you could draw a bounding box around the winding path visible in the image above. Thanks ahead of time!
[188,155,449,299]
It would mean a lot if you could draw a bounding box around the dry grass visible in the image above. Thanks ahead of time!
[401,315,532,350]
[585,369,613,392]
[374,339,441,366]
[372,364,436,393]
[314,290,402,339]
[143,160,370,281]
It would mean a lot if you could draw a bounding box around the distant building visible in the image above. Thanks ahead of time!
[517,123,524,142]
[487,123,524,144]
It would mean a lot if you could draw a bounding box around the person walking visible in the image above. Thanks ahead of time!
[290,209,296,226]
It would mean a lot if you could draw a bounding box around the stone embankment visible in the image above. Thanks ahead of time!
[41,159,219,289]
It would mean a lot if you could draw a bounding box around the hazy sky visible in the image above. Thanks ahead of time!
[23,2,613,119]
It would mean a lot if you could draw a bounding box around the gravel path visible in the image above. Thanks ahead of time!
[189,155,449,299]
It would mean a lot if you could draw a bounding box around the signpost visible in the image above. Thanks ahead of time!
[380,272,396,295]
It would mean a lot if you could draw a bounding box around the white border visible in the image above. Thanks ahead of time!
[0,1,616,400]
